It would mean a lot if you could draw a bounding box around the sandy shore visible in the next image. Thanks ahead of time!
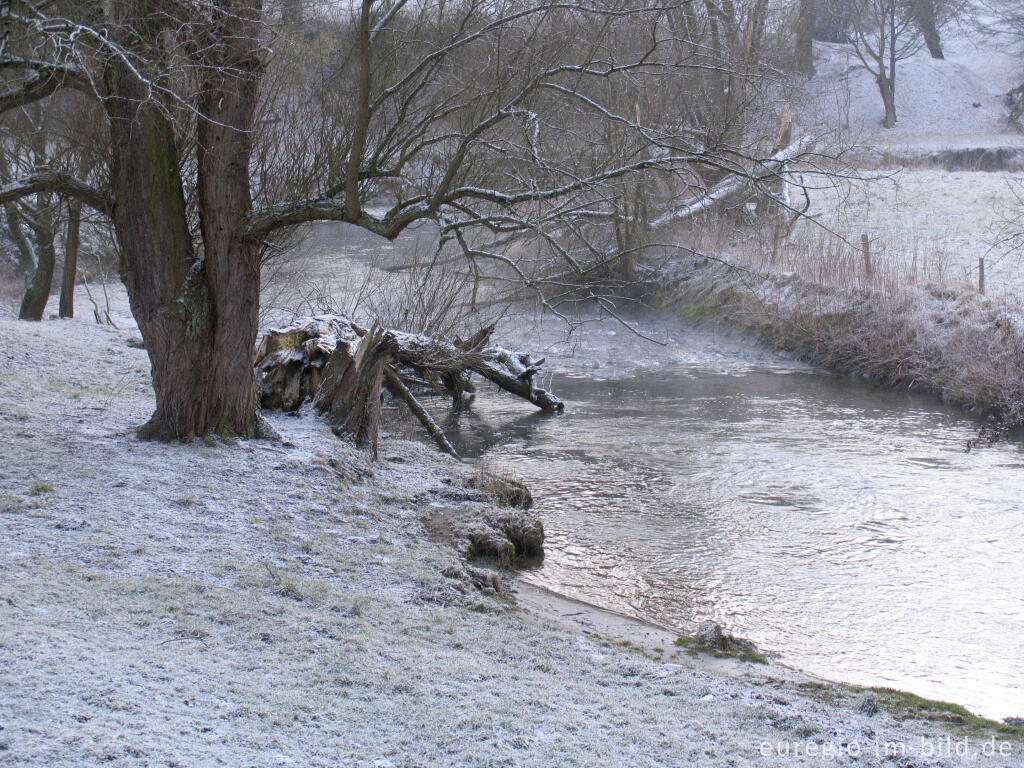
[2,317,1021,767]
[516,581,803,679]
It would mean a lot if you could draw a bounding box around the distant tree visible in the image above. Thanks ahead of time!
[1,108,68,321]
[846,0,923,128]
[814,0,856,42]
[0,82,102,321]
[911,0,944,58]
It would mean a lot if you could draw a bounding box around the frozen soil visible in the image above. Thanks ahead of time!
[1,318,1022,767]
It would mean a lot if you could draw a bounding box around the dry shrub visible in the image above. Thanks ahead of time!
[467,460,533,510]
[730,224,971,297]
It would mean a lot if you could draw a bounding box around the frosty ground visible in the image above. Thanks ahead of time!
[2,316,1023,768]
[781,23,1024,297]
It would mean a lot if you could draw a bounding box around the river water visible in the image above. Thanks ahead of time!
[445,311,1024,721]
[297,222,1024,720]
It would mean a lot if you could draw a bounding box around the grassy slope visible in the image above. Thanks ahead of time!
[2,317,1020,767]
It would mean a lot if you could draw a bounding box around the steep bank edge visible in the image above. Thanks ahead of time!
[655,258,1024,433]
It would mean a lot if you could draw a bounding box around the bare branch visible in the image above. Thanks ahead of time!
[650,137,816,229]
[0,170,112,217]
[0,59,93,112]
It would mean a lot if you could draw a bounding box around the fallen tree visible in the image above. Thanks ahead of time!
[254,315,563,459]
[649,136,815,230]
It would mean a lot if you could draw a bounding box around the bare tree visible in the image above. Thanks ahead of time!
[0,49,103,321]
[846,0,923,128]
[911,0,945,58]
[1,106,62,321]
[0,0,806,440]
[794,0,816,75]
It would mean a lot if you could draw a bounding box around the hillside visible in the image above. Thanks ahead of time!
[795,21,1024,150]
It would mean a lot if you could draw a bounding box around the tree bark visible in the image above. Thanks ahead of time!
[192,0,264,438]
[59,200,81,318]
[105,54,209,438]
[317,326,394,459]
[877,75,897,128]
[912,0,943,59]
[4,203,35,279]
[103,0,264,440]
[18,197,56,321]
[794,0,815,75]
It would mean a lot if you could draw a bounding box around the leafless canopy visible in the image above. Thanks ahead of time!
[0,0,808,438]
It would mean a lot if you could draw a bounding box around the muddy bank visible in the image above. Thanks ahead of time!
[517,582,1024,741]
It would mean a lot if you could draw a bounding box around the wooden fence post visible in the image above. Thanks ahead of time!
[861,234,872,281]
[979,257,985,295]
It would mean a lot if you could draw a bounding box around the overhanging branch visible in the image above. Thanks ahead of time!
[650,136,815,229]
[0,171,112,217]
[0,59,94,113]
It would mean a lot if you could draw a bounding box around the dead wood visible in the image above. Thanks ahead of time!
[650,136,814,229]
[254,315,563,457]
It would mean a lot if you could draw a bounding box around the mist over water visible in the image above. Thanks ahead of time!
[448,312,1024,720]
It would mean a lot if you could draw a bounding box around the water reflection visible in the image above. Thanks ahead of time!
[450,317,1024,720]
[291,223,1024,720]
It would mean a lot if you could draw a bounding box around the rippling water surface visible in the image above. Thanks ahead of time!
[305,223,1024,719]
[447,313,1024,720]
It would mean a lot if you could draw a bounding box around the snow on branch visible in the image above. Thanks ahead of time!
[649,137,816,230]
[0,170,112,217]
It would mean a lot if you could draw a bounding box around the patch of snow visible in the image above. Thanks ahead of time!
[795,25,1024,150]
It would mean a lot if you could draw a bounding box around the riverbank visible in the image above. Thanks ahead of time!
[2,316,1022,766]
[656,255,1024,433]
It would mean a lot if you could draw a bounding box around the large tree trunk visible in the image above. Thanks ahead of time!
[794,0,815,76]
[912,0,943,59]
[105,73,211,439]
[18,197,56,321]
[59,200,81,318]
[103,0,264,440]
[193,0,264,438]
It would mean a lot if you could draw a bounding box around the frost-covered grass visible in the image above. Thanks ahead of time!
[777,19,1024,297]
[661,255,1024,428]
[671,20,1024,420]
[784,169,1024,298]
[3,318,1019,767]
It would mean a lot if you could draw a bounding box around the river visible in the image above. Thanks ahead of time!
[446,311,1024,721]
[296,222,1024,721]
